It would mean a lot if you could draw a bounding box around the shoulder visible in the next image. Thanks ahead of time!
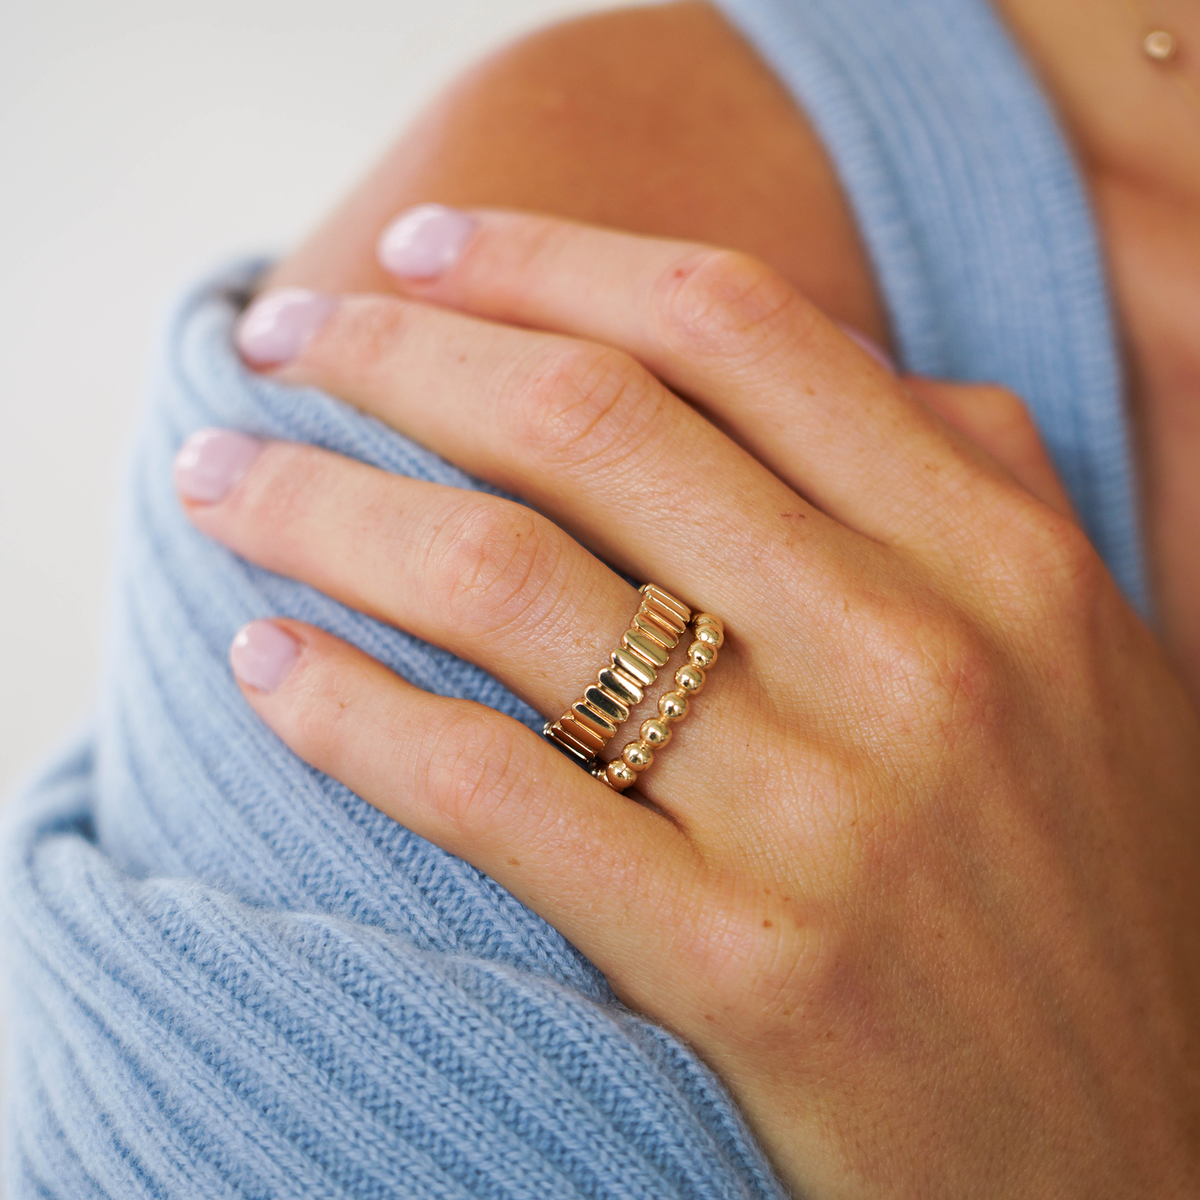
[271,1,886,342]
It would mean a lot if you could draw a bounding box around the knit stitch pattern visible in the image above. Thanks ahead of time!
[2,265,787,1198]
[2,0,1145,1193]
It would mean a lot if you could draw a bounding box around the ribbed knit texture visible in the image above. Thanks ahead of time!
[1,262,788,1199]
[1,0,1147,1194]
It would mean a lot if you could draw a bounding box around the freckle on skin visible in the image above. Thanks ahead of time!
[508,857,520,866]
[763,919,773,928]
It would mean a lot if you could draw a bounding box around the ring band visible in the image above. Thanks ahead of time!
[542,584,692,765]
[594,612,724,792]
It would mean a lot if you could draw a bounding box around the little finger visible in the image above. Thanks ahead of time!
[229,617,702,1003]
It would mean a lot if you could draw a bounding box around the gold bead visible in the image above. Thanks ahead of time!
[659,689,690,722]
[640,717,672,747]
[1143,29,1178,61]
[688,640,717,669]
[675,664,706,693]
[623,740,654,771]
[693,623,724,650]
[694,612,723,629]
[605,760,638,790]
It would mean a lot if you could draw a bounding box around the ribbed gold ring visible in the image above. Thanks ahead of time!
[593,611,724,792]
[542,584,691,766]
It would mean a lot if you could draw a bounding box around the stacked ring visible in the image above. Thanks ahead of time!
[542,584,692,765]
[594,611,725,792]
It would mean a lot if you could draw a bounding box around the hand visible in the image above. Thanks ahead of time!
[175,210,1200,1197]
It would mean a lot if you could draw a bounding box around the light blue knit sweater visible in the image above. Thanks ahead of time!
[1,0,1146,1195]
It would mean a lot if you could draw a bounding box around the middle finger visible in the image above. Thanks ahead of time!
[246,290,863,640]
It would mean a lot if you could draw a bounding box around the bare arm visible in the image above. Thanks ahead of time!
[265,0,890,349]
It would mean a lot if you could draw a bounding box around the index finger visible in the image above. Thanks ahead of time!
[378,207,1023,552]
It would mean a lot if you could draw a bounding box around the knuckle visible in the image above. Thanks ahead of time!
[681,878,851,1045]
[1011,509,1106,621]
[421,497,562,639]
[228,443,323,537]
[854,596,999,746]
[422,710,524,842]
[651,247,802,361]
[971,486,1102,626]
[499,214,572,281]
[915,616,998,737]
[286,653,360,771]
[511,341,659,469]
[317,295,409,377]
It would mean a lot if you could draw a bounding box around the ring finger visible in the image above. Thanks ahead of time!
[174,431,752,814]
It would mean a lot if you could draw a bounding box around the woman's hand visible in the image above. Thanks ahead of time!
[175,210,1200,1197]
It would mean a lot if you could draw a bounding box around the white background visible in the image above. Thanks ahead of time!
[0,0,605,799]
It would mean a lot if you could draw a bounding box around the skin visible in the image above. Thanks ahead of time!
[267,0,1200,703]
[989,0,1200,706]
[177,0,1200,1192]
[182,212,1200,1194]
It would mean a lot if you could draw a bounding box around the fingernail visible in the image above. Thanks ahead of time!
[174,429,263,503]
[838,323,897,373]
[377,204,477,280]
[235,287,337,367]
[230,620,301,693]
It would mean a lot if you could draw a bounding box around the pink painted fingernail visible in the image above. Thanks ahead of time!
[230,620,301,693]
[235,287,338,367]
[838,323,897,373]
[174,429,263,504]
[377,204,477,279]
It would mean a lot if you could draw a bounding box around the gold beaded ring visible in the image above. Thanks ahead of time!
[542,584,692,766]
[593,611,725,792]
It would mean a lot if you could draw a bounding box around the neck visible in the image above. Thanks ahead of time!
[992,0,1200,200]
[994,0,1200,699]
